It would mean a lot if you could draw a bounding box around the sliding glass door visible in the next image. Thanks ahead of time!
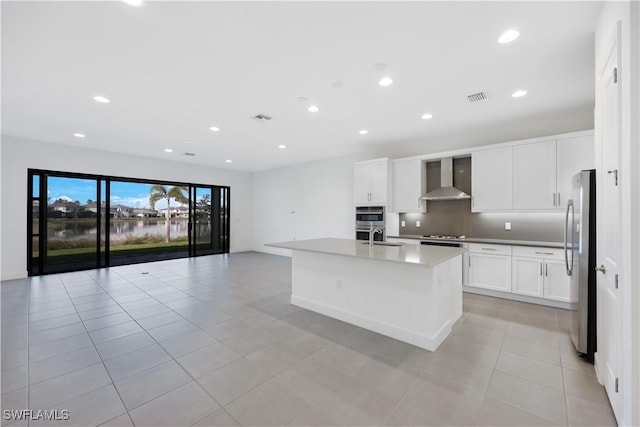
[28,170,230,276]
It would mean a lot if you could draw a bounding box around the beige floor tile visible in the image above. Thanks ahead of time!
[566,394,617,426]
[193,408,240,426]
[197,357,272,406]
[563,368,610,406]
[420,353,494,394]
[129,382,220,427]
[176,341,241,378]
[502,333,562,365]
[486,371,567,425]
[29,363,111,409]
[495,350,564,391]
[438,334,500,368]
[476,397,560,426]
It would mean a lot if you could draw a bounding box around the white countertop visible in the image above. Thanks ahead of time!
[266,238,465,267]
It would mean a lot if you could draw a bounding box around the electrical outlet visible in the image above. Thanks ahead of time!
[505,222,511,231]
[416,220,421,227]
[401,221,406,227]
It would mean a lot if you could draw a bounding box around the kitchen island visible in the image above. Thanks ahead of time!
[266,238,464,351]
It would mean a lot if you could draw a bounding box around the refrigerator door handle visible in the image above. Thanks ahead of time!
[564,200,574,276]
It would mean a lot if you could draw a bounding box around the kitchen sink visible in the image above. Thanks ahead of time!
[360,242,404,247]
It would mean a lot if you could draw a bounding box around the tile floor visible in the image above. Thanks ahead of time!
[1,252,617,426]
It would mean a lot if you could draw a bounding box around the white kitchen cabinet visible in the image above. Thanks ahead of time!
[512,257,544,297]
[544,259,575,302]
[511,246,573,302]
[354,158,391,206]
[468,243,512,292]
[513,140,557,210]
[471,147,513,212]
[392,158,426,213]
[556,134,595,208]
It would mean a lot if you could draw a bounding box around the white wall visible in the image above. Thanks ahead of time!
[0,136,254,280]
[595,1,640,425]
[252,155,356,256]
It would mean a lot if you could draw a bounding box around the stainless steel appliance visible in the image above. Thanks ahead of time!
[420,235,466,247]
[355,206,385,242]
[565,170,596,361]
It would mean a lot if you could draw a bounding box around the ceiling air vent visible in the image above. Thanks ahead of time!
[183,152,196,157]
[467,92,487,102]
[250,113,272,122]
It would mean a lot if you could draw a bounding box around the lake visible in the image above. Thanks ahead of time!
[45,219,192,241]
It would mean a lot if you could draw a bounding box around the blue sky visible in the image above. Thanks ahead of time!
[42,178,191,209]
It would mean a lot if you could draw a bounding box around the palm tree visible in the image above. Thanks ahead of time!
[149,185,188,243]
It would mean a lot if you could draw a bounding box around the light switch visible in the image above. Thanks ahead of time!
[401,221,406,227]
[505,222,511,230]
[416,220,421,227]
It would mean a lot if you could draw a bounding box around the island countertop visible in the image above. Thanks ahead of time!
[266,238,464,267]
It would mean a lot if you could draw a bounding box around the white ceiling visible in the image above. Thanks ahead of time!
[2,1,601,172]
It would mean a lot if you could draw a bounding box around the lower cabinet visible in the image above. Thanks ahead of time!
[511,247,573,303]
[468,244,512,292]
[468,243,572,304]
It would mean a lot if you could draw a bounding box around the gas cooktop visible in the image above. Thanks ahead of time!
[424,235,466,240]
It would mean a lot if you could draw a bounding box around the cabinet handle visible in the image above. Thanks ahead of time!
[552,193,556,207]
[540,263,543,276]
[535,251,554,255]
[557,193,561,206]
[481,248,497,251]
[545,263,548,277]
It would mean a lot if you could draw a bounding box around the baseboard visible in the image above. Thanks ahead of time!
[1,271,28,282]
[291,294,451,351]
[462,285,572,309]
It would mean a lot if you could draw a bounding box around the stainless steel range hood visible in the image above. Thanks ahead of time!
[421,157,471,201]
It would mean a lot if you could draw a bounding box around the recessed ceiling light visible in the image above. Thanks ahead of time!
[378,76,393,87]
[331,82,343,89]
[421,113,433,120]
[164,148,173,153]
[278,144,287,149]
[359,129,368,135]
[512,90,528,98]
[374,63,387,71]
[122,0,144,6]
[93,96,110,103]
[498,30,520,44]
[308,105,319,113]
[209,126,220,132]
[225,159,232,163]
[73,133,86,138]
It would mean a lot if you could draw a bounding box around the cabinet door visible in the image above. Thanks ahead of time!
[468,253,511,292]
[513,140,557,210]
[354,163,371,205]
[512,257,543,297]
[393,159,425,213]
[544,260,574,302]
[556,134,595,209]
[471,147,513,211]
[369,160,388,204]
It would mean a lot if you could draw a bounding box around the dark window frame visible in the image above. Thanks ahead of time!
[27,168,231,276]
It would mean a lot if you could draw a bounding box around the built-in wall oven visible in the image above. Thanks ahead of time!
[355,206,385,242]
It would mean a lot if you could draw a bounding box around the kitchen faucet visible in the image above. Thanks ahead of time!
[369,224,383,245]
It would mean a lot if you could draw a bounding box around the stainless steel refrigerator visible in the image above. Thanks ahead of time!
[564,169,596,361]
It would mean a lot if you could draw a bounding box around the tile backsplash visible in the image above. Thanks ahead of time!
[399,200,565,242]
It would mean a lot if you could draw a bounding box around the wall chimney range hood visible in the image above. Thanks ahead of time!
[421,157,471,201]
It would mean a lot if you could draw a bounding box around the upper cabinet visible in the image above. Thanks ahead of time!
[354,158,391,206]
[513,135,594,210]
[471,147,513,211]
[472,131,594,212]
[392,158,426,213]
[556,134,595,208]
[513,140,557,210]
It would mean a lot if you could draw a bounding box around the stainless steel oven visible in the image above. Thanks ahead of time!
[355,206,385,241]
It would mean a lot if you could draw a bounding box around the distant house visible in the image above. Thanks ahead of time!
[132,208,158,218]
[50,200,82,213]
[84,202,137,218]
[159,206,189,218]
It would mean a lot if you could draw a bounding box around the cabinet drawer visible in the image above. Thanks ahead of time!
[512,246,564,260]
[468,243,512,256]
